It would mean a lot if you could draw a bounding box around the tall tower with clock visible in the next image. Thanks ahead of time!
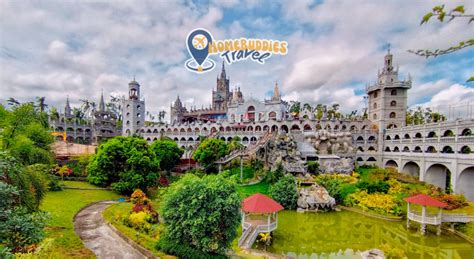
[212,62,230,111]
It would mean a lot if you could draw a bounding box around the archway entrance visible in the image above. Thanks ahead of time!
[457,167,474,201]
[402,161,420,178]
[425,164,452,193]
[385,160,398,168]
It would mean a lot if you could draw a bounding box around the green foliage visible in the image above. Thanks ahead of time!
[266,163,285,184]
[0,182,49,252]
[156,237,227,259]
[0,103,53,165]
[270,175,298,210]
[0,152,49,212]
[315,174,358,204]
[150,140,184,172]
[192,138,228,172]
[87,137,160,194]
[307,161,319,175]
[356,180,390,194]
[160,174,241,256]
[227,137,244,153]
[406,106,446,125]
[409,5,473,82]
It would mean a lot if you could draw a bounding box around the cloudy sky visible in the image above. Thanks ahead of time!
[1,0,473,121]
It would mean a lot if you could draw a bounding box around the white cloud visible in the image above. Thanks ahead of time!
[0,0,472,121]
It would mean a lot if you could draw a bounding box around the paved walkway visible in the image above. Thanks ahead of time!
[74,201,147,259]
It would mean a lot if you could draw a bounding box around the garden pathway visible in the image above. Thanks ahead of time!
[74,201,148,259]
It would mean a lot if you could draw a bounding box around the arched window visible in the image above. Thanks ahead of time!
[391,89,397,95]
[373,114,377,119]
[390,100,396,107]
[389,112,396,118]
[268,111,277,120]
[373,103,377,109]
[374,92,378,98]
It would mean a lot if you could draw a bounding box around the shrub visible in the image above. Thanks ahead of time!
[158,175,169,187]
[160,174,241,256]
[128,211,150,229]
[0,183,49,253]
[307,161,319,175]
[131,189,146,204]
[346,190,401,215]
[436,193,468,210]
[150,140,184,172]
[270,175,298,210]
[356,180,390,194]
[339,184,358,204]
[156,237,227,259]
[266,163,285,184]
[315,174,358,203]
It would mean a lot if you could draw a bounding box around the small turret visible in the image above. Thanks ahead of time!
[99,90,105,112]
[65,96,72,118]
[272,81,281,101]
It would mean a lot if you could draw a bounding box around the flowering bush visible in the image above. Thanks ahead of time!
[435,193,468,210]
[130,189,146,204]
[346,190,401,215]
[158,175,169,187]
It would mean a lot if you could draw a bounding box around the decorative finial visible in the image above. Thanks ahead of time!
[387,43,391,54]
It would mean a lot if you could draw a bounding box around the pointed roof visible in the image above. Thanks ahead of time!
[220,61,226,79]
[272,81,280,101]
[99,90,105,112]
[404,194,447,208]
[242,193,284,213]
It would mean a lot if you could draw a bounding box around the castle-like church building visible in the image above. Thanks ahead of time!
[121,51,474,200]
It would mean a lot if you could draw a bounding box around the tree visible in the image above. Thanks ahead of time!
[193,138,228,172]
[408,5,474,82]
[266,163,285,184]
[406,106,446,125]
[150,140,184,172]
[87,137,160,194]
[158,174,241,257]
[270,174,298,210]
[35,97,48,113]
[0,103,53,165]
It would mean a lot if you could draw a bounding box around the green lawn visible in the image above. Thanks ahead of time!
[38,183,121,258]
[236,181,270,198]
[229,166,255,181]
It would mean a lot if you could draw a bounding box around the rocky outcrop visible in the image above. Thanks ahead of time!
[297,184,336,212]
[319,157,354,174]
[261,133,306,173]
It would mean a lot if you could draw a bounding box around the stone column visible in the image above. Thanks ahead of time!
[421,206,427,235]
[437,208,442,236]
[406,202,411,229]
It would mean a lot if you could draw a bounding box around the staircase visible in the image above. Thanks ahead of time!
[216,132,274,165]
[238,225,259,249]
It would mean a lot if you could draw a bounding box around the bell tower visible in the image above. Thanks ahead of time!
[367,48,411,131]
[122,79,145,136]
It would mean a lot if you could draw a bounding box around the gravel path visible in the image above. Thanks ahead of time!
[74,201,147,259]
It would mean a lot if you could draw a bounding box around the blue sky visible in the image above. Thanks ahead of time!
[0,0,473,120]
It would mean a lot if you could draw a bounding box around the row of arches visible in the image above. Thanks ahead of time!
[384,145,471,154]
[356,157,377,162]
[355,136,377,142]
[385,128,472,140]
[54,127,92,134]
[143,123,372,135]
[384,160,474,201]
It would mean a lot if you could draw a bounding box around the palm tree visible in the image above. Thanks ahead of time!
[7,97,20,107]
[35,96,48,112]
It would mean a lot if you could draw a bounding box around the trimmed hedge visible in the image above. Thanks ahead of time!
[156,237,227,259]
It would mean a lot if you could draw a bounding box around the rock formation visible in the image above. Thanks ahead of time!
[260,133,306,173]
[297,184,336,212]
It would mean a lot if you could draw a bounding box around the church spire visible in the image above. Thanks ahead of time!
[65,95,72,117]
[99,90,105,112]
[220,61,226,79]
[383,44,393,73]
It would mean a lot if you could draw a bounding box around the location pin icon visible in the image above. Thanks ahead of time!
[187,29,213,72]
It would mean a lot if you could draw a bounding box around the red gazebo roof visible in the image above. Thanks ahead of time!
[242,193,284,213]
[404,194,447,208]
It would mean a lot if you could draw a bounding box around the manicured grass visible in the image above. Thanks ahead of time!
[229,166,255,181]
[39,185,121,257]
[236,181,270,198]
[61,180,103,188]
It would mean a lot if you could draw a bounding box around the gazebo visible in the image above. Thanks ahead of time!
[238,193,284,249]
[404,194,447,235]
